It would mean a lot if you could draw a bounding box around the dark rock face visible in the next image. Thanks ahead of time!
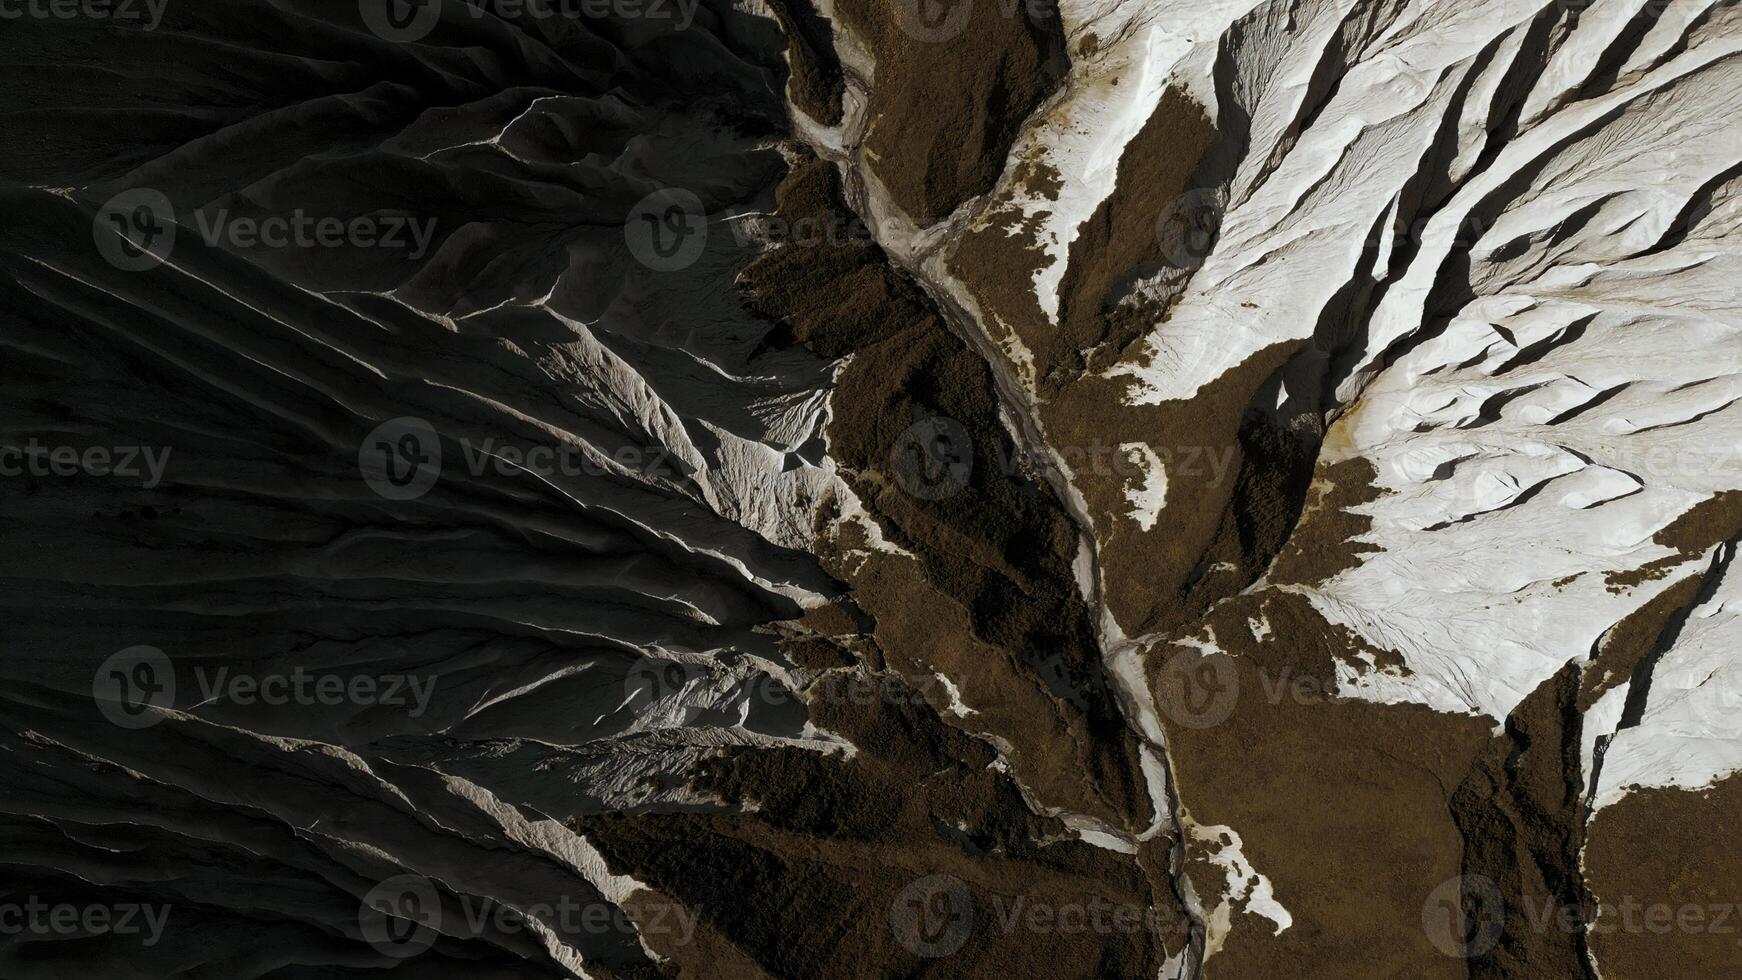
[3,4,824,977]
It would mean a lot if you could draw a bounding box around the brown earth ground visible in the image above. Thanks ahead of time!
[602,11,1742,978]
[1584,778,1742,979]
[830,0,1068,225]
[579,145,1192,974]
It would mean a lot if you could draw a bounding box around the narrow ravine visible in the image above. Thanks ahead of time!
[787,19,1214,974]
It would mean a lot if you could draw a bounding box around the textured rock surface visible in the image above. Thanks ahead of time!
[3,0,1740,977]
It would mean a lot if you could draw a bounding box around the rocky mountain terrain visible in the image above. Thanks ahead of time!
[2,0,1738,977]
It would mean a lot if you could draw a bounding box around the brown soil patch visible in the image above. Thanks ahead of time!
[947,88,1313,638]
[1045,340,1315,636]
[1267,456,1385,587]
[1605,490,1742,591]
[1050,88,1217,387]
[832,0,1067,224]
[1146,579,1675,978]
[1147,590,1492,979]
[951,89,1216,393]
[743,151,1148,826]
[822,522,1144,827]
[1581,574,1705,712]
[766,0,845,126]
[577,676,1184,978]
[1584,776,1742,979]
[1449,663,1598,980]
